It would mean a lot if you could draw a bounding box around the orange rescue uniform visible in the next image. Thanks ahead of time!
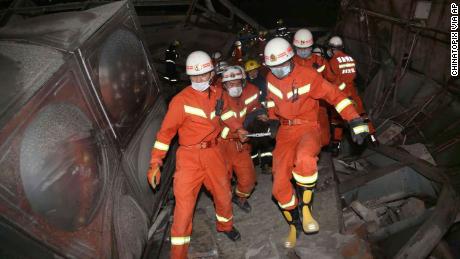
[219,83,260,198]
[293,55,334,146]
[328,50,375,142]
[265,64,360,210]
[151,85,241,259]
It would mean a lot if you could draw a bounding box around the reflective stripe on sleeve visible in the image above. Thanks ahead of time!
[221,110,236,121]
[240,107,247,118]
[171,236,191,245]
[221,127,230,139]
[265,101,275,108]
[153,141,169,151]
[317,65,326,72]
[244,94,258,105]
[335,98,353,113]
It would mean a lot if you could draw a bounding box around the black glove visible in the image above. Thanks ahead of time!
[243,108,267,129]
[349,118,369,145]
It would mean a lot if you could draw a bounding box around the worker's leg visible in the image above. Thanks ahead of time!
[272,126,302,248]
[233,145,256,198]
[259,137,274,174]
[202,147,234,232]
[318,103,331,147]
[170,148,205,259]
[272,126,299,210]
[292,125,322,233]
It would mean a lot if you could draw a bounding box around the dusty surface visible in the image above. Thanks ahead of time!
[186,152,364,259]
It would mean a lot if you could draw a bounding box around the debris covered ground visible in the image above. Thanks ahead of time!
[160,152,372,259]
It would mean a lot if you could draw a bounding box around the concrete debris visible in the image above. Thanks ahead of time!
[334,159,365,172]
[398,197,426,220]
[376,121,404,145]
[400,143,436,165]
[188,152,361,258]
[244,236,281,259]
[340,236,373,259]
[350,201,380,225]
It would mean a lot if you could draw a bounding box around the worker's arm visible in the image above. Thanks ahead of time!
[219,100,249,141]
[245,85,262,112]
[310,74,369,144]
[322,59,337,83]
[309,74,359,122]
[150,97,185,165]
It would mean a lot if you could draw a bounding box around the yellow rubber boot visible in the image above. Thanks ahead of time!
[281,209,302,248]
[300,187,319,233]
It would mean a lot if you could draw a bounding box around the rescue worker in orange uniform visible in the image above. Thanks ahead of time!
[219,66,260,212]
[292,28,334,147]
[327,36,377,153]
[260,38,369,248]
[147,51,248,259]
[232,40,244,66]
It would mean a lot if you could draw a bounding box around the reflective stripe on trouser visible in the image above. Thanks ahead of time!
[171,146,233,259]
[272,123,321,211]
[218,140,256,198]
[250,137,274,167]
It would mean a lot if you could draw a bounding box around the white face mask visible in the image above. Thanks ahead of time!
[228,86,243,97]
[270,64,291,79]
[326,49,334,58]
[296,48,312,59]
[191,80,210,91]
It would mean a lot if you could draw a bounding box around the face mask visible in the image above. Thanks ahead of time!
[270,64,291,79]
[326,49,334,58]
[296,48,312,59]
[228,86,243,97]
[191,80,210,91]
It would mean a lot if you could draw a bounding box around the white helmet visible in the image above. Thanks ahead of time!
[312,47,323,56]
[235,40,242,47]
[216,61,230,74]
[264,37,295,66]
[186,50,214,76]
[222,66,244,83]
[328,36,343,48]
[293,28,313,48]
[212,51,222,60]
